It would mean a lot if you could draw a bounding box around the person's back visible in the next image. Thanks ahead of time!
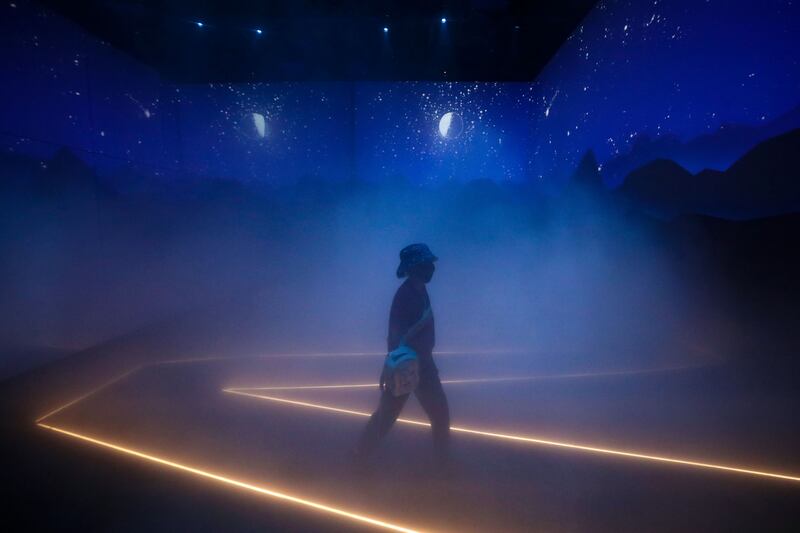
[354,243,450,467]
[388,277,435,370]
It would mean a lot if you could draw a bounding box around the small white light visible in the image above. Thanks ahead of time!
[196,21,204,28]
[383,26,389,33]
[255,28,263,35]
[441,17,447,24]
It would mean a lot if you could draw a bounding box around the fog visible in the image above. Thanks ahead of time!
[0,160,726,379]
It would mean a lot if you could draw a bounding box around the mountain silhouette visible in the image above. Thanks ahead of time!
[24,147,121,207]
[602,104,800,187]
[616,159,693,217]
[616,128,800,219]
[570,150,605,192]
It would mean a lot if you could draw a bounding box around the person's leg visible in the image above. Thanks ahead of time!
[415,371,451,465]
[355,389,408,459]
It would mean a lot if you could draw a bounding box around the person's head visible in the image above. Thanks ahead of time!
[396,243,438,283]
[408,260,436,283]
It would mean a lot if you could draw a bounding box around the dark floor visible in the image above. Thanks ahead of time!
[3,352,800,532]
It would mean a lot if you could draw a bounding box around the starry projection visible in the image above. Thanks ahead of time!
[1,0,798,186]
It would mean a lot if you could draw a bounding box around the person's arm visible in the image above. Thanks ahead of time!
[389,289,430,351]
[403,307,432,344]
[387,287,420,351]
[382,287,428,391]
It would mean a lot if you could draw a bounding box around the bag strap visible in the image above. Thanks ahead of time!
[398,304,432,346]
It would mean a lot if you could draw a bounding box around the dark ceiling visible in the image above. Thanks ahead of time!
[39,0,597,82]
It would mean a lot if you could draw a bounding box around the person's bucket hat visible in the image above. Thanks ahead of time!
[396,243,438,278]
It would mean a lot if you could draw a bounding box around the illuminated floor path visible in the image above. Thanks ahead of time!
[35,354,800,532]
[225,378,800,484]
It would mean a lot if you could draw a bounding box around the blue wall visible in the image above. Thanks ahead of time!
[0,1,175,173]
[2,0,799,187]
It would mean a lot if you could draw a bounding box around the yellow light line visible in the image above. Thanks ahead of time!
[154,350,527,366]
[224,389,800,484]
[37,423,423,533]
[229,377,577,392]
[36,367,142,423]
[226,389,377,417]
[153,352,385,365]
[232,383,381,391]
[227,365,705,392]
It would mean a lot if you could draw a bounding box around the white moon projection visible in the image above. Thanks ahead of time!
[240,112,268,140]
[252,112,266,138]
[438,111,464,139]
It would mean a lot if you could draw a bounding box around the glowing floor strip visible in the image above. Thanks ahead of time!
[32,355,741,533]
[36,367,143,423]
[229,376,632,392]
[37,422,422,533]
[153,349,528,366]
[228,367,701,392]
[224,389,800,484]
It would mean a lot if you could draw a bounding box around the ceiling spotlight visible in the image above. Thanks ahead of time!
[255,28,263,35]
[441,17,447,24]
[383,26,389,33]
[195,21,204,28]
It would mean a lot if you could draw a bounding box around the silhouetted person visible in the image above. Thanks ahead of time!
[354,243,451,467]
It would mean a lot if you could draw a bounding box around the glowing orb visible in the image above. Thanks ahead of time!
[438,111,463,139]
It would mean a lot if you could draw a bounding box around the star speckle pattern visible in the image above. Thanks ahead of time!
[2,0,799,186]
[174,83,352,182]
[526,0,800,185]
[357,82,532,183]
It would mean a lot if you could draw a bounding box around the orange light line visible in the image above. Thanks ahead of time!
[229,377,591,392]
[37,423,423,533]
[224,389,800,484]
[227,367,701,392]
[36,366,142,423]
[153,353,386,365]
[232,383,381,391]
[154,350,528,366]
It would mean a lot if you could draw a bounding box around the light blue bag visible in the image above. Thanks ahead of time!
[383,306,431,397]
[385,344,420,397]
